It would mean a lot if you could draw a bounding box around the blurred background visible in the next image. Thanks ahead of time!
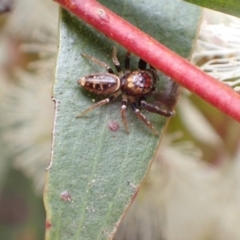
[0,0,240,239]
[0,0,57,239]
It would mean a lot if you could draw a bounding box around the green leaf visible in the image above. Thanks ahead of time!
[185,0,240,18]
[44,1,201,240]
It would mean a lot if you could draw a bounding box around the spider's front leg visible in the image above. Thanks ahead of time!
[131,102,159,136]
[140,100,174,117]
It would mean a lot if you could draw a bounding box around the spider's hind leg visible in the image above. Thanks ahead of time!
[81,53,114,74]
[76,98,111,118]
[112,47,123,76]
[121,94,129,133]
[76,90,121,118]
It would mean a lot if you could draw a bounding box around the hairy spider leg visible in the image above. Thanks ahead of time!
[138,59,158,80]
[131,102,159,136]
[138,58,147,70]
[125,51,131,72]
[140,100,173,117]
[81,53,114,74]
[112,47,123,76]
[138,58,156,71]
[76,90,121,118]
[121,94,129,133]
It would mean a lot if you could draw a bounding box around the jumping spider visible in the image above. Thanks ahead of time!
[76,48,173,135]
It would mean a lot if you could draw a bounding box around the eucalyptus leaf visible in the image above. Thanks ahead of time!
[185,0,240,18]
[44,1,202,239]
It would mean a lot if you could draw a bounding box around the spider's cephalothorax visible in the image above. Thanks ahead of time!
[77,48,173,135]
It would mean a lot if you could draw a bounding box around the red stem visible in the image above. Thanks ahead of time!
[54,0,240,123]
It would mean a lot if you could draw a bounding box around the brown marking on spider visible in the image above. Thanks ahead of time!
[76,48,173,135]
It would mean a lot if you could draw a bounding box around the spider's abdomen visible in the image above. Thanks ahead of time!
[78,73,120,95]
[120,71,155,96]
